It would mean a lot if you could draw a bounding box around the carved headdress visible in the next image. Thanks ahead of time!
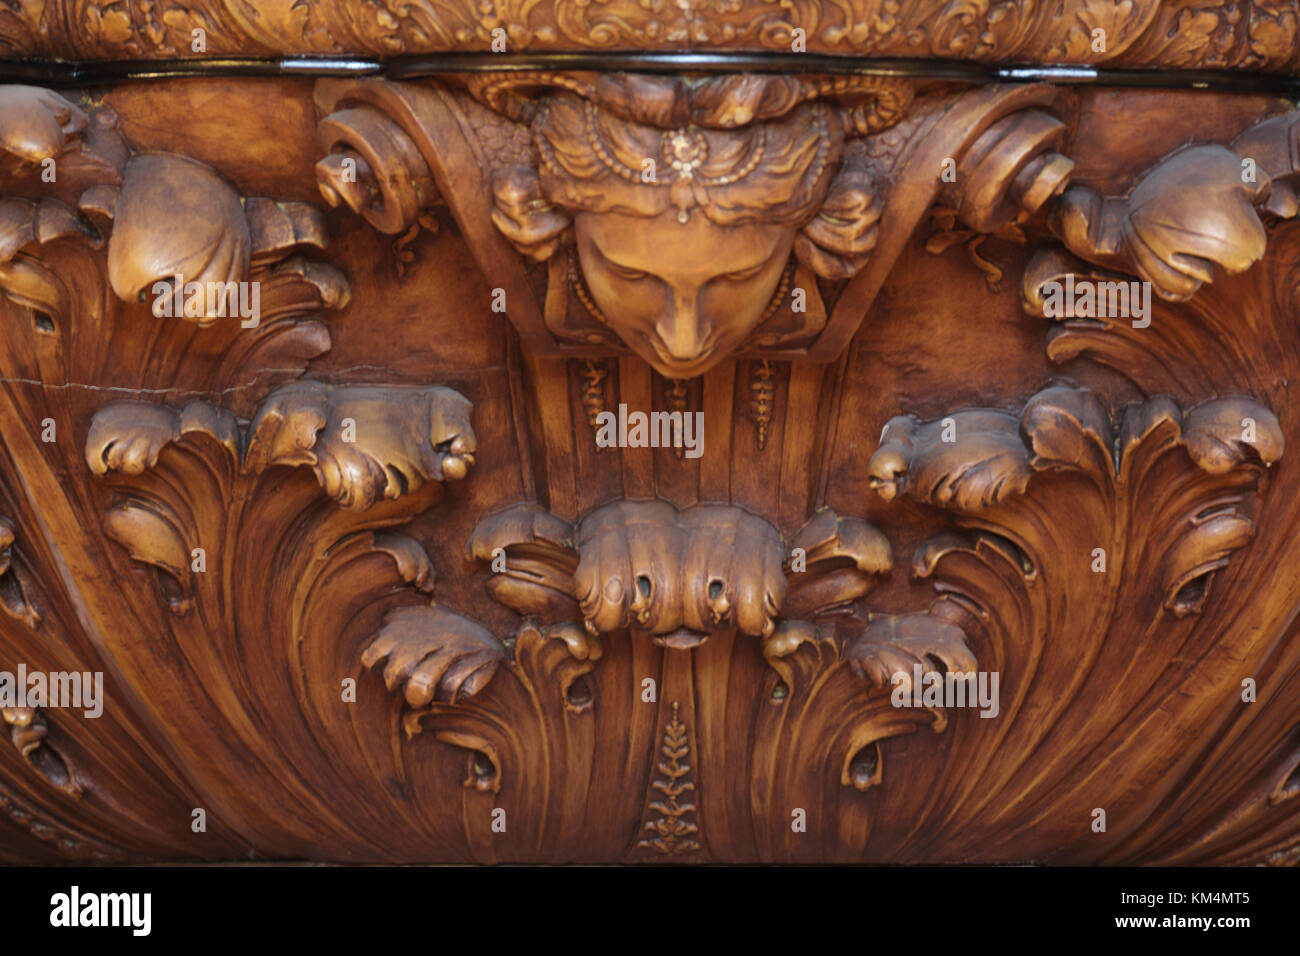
[477,72,910,279]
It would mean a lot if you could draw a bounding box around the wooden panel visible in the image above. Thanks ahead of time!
[0,3,1296,867]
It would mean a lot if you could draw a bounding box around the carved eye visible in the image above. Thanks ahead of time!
[720,262,767,281]
[608,263,649,281]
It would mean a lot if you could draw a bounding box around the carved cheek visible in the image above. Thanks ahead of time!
[585,267,665,334]
[700,271,780,345]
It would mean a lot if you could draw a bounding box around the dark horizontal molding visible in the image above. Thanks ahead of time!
[2,52,1298,96]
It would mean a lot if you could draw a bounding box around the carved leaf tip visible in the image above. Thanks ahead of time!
[868,408,1031,510]
[0,86,87,167]
[244,381,477,510]
[362,604,506,708]
[85,401,239,476]
[1181,400,1284,474]
[1055,144,1271,300]
[0,516,40,628]
[845,611,978,697]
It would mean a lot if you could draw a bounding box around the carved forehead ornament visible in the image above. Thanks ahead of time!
[507,71,904,225]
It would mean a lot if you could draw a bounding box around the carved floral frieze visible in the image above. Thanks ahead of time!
[2,1,1298,74]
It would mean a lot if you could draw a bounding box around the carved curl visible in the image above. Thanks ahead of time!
[469,501,893,651]
[792,157,882,280]
[490,165,570,262]
[106,153,250,315]
[317,101,439,235]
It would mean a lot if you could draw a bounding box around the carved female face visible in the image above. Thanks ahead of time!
[574,208,795,379]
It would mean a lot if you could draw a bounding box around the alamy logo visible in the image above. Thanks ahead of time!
[1039,274,1152,328]
[50,886,151,936]
[594,403,705,459]
[152,273,261,328]
[891,666,1000,718]
[0,664,103,718]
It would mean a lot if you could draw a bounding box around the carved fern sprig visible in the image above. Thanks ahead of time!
[637,702,702,855]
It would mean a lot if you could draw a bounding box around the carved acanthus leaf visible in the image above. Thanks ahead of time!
[466,500,911,686]
[0,86,86,169]
[362,604,506,707]
[466,503,579,621]
[245,381,477,510]
[86,400,240,477]
[1052,145,1271,300]
[860,384,1286,857]
[88,381,476,513]
[845,610,980,697]
[783,508,892,619]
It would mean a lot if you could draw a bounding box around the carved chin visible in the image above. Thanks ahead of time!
[628,333,734,379]
[639,348,722,380]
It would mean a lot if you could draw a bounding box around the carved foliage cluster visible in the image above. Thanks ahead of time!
[0,85,497,861]
[364,499,980,861]
[861,383,1288,860]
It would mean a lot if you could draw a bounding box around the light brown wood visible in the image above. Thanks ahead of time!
[0,2,1297,866]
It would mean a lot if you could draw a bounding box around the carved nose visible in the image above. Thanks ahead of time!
[656,298,711,362]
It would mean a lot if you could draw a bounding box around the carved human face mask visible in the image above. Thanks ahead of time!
[573,208,795,378]
[483,79,896,375]
[521,92,853,374]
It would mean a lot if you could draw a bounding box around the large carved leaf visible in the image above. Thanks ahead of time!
[865,384,1284,861]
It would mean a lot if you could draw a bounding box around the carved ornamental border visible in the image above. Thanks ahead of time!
[2,0,1299,73]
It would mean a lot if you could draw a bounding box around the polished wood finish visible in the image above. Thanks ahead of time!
[3,0,1299,73]
[0,2,1297,865]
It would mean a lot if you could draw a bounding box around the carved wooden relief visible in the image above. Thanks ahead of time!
[6,1,1300,72]
[0,0,1298,868]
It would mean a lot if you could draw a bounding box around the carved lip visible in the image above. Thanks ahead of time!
[653,628,710,649]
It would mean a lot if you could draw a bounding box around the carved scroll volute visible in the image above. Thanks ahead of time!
[316,101,440,235]
[940,106,1076,235]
